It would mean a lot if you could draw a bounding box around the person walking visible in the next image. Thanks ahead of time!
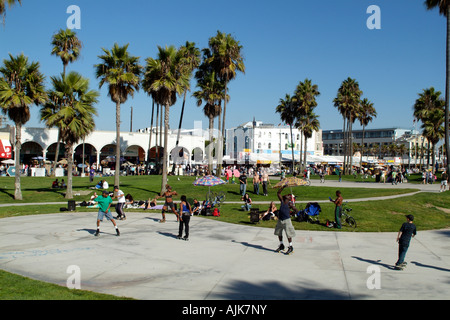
[112,185,126,220]
[253,170,260,195]
[177,195,192,241]
[274,186,296,255]
[239,171,247,196]
[395,214,417,270]
[330,190,343,229]
[94,190,120,237]
[440,169,448,192]
[262,169,270,196]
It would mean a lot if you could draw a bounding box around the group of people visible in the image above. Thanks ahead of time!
[91,184,195,241]
[51,178,66,189]
[90,179,417,267]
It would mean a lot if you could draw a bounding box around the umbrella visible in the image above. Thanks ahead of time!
[193,175,226,187]
[193,175,226,201]
[233,169,240,178]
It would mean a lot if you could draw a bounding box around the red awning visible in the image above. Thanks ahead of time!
[0,140,12,159]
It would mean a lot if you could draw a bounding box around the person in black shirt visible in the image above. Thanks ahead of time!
[239,171,247,196]
[395,214,417,269]
[274,186,296,254]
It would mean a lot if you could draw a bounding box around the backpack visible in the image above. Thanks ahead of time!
[213,208,220,217]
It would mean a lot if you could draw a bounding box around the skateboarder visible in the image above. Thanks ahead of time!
[395,214,416,270]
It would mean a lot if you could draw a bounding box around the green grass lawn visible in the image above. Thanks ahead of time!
[0,174,416,204]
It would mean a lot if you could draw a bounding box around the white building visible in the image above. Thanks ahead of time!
[14,125,206,167]
[226,120,323,165]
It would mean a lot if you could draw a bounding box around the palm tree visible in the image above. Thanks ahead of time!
[276,94,297,173]
[414,87,446,172]
[0,0,21,24]
[49,28,82,176]
[333,78,362,174]
[294,79,320,170]
[144,45,188,193]
[207,31,245,176]
[174,42,201,147]
[299,110,320,169]
[357,98,377,168]
[41,72,99,198]
[51,29,82,76]
[193,53,227,173]
[425,0,450,174]
[0,53,47,200]
[95,43,142,189]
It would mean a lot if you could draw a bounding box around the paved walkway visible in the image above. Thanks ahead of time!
[0,180,449,301]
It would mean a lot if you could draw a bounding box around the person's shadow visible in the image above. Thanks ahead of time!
[351,256,395,270]
[231,240,275,253]
[411,261,450,272]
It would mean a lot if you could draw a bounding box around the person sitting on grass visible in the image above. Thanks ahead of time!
[241,193,252,211]
[260,201,278,221]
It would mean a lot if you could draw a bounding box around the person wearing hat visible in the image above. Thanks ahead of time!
[93,190,120,237]
[395,214,416,270]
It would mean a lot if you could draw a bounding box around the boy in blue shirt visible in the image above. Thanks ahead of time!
[94,190,120,237]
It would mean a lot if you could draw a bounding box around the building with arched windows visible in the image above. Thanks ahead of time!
[11,126,205,170]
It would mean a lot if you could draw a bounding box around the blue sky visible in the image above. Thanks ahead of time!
[0,0,446,133]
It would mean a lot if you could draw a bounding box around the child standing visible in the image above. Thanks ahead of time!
[395,214,416,270]
[94,190,120,237]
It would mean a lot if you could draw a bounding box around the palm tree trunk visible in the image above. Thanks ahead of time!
[155,103,159,169]
[147,99,155,163]
[14,122,22,200]
[51,129,61,177]
[65,144,74,199]
[219,82,228,178]
[115,101,121,189]
[173,91,188,174]
[208,115,214,174]
[445,6,450,175]
[360,126,366,170]
[289,124,294,174]
[161,104,170,194]
[303,136,308,172]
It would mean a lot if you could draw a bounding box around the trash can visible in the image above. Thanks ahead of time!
[68,200,76,211]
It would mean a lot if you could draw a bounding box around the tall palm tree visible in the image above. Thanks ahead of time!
[95,43,142,189]
[294,79,320,170]
[357,98,377,168]
[51,29,82,76]
[333,77,362,174]
[425,0,450,174]
[144,45,189,193]
[41,72,99,198]
[175,42,201,147]
[0,53,47,200]
[299,110,320,169]
[0,0,21,24]
[49,28,82,176]
[207,31,245,176]
[276,94,297,173]
[193,54,227,173]
[413,87,445,172]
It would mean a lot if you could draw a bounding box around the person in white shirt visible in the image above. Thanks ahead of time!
[112,185,126,220]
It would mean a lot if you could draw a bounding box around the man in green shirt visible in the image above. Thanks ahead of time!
[94,190,120,237]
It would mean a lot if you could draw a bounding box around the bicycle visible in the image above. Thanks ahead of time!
[205,190,226,207]
[340,202,357,228]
